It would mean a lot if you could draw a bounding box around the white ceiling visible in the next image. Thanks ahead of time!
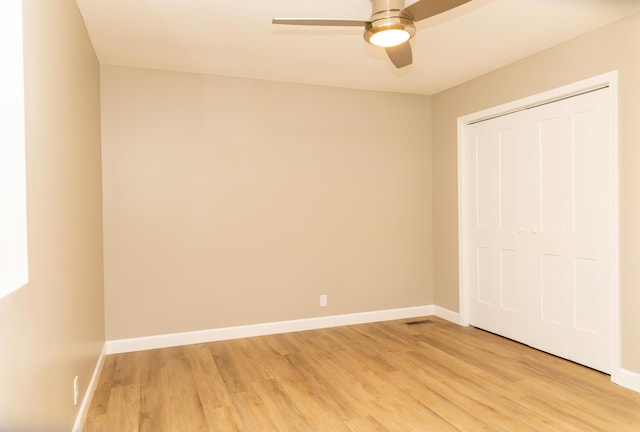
[75,0,640,95]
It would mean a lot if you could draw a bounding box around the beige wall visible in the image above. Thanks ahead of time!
[101,66,433,340]
[432,13,640,373]
[0,1,104,431]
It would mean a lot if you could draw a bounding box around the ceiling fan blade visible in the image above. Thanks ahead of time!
[272,18,369,27]
[403,0,472,22]
[385,42,412,69]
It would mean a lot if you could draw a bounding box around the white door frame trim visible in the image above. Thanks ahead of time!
[456,71,621,381]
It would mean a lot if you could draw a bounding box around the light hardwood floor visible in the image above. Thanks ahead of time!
[83,317,640,431]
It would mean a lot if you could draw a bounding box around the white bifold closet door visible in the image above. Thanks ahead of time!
[465,87,613,373]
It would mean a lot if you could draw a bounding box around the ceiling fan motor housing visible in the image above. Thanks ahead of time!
[364,0,416,46]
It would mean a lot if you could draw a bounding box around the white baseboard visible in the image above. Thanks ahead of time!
[106,305,461,355]
[72,344,106,432]
[432,305,461,324]
[612,367,640,393]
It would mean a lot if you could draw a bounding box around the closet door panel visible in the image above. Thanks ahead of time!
[467,111,530,342]
[565,88,613,372]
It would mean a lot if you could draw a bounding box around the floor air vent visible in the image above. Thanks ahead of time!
[405,319,434,326]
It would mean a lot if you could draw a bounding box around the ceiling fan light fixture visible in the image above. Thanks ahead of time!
[273,0,473,68]
[364,17,415,48]
[369,28,410,47]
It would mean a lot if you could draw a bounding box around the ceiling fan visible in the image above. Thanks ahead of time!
[272,0,472,69]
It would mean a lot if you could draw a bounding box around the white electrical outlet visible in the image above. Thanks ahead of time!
[73,376,79,406]
[320,294,327,307]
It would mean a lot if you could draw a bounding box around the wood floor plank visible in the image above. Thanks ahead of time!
[83,316,640,432]
[202,406,242,432]
[386,369,505,432]
[274,377,352,432]
[161,352,210,432]
[229,390,279,432]
[283,351,361,420]
[106,384,140,432]
[250,379,314,431]
[138,384,166,432]
[187,344,232,409]
[344,415,388,432]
